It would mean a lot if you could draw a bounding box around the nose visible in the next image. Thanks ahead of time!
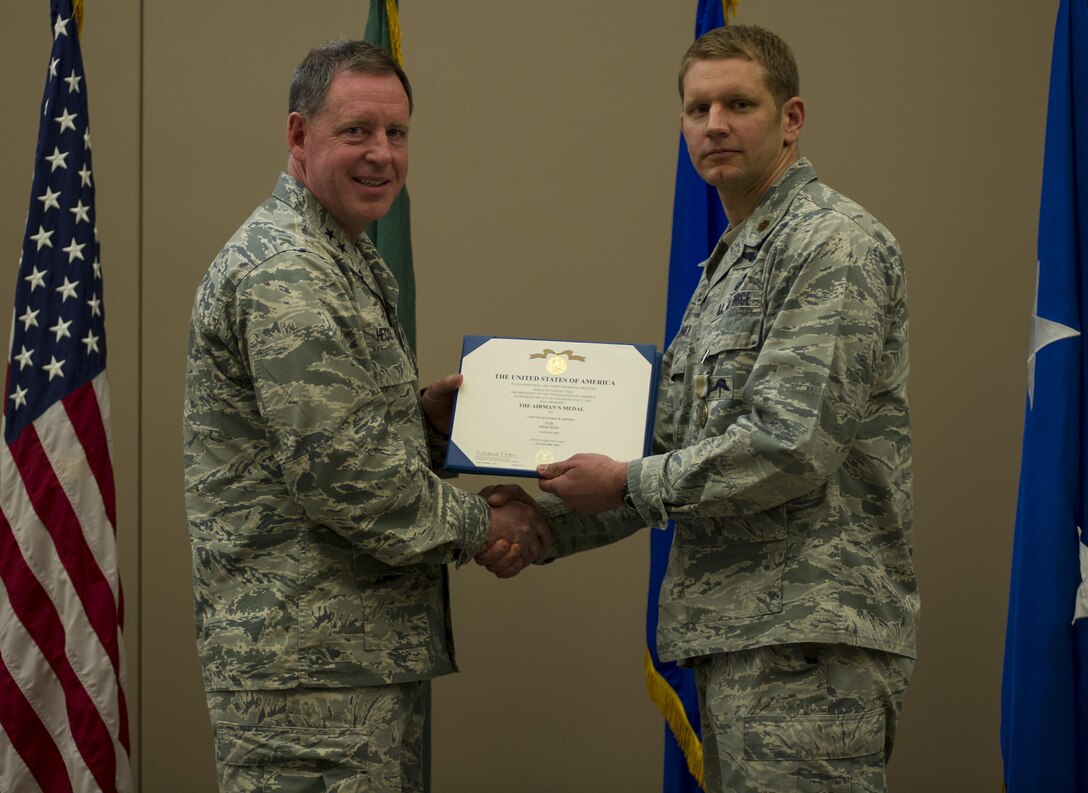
[705,104,729,136]
[364,132,394,165]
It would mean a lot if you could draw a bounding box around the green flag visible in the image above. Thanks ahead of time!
[364,19,428,789]
[365,0,417,352]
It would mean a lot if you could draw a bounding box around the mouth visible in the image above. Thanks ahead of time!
[354,177,390,188]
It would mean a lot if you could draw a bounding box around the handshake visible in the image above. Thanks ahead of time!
[470,452,631,578]
[424,376,629,579]
[473,484,549,579]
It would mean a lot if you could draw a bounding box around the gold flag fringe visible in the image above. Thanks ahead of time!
[73,0,84,37]
[644,648,706,790]
[384,0,404,66]
[645,3,738,786]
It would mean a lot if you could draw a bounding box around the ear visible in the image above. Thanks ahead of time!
[781,97,805,144]
[286,112,307,161]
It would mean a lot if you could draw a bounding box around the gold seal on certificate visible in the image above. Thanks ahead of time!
[445,336,660,477]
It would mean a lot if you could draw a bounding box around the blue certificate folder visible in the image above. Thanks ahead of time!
[444,335,661,477]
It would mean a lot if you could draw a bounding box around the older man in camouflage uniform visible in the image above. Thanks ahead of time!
[184,40,543,792]
[502,25,918,793]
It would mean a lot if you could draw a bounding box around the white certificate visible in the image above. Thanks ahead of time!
[445,336,659,476]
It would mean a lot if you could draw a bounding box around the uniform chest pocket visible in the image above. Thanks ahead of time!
[707,301,762,355]
[699,304,763,401]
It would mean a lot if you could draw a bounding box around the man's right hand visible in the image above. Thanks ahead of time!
[476,489,551,578]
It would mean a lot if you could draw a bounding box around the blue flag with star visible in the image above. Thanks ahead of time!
[644,2,727,790]
[1000,0,1088,790]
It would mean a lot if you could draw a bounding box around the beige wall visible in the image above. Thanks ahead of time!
[0,2,1053,790]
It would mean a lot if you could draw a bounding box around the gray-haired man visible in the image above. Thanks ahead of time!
[184,40,545,791]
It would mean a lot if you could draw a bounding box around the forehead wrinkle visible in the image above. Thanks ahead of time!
[684,61,772,103]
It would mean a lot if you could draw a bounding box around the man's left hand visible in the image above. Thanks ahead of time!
[421,373,462,436]
[537,453,628,513]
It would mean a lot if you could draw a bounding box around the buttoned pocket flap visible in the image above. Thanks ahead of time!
[743,708,885,761]
[216,721,368,769]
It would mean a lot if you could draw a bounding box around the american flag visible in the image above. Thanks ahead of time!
[0,1,132,791]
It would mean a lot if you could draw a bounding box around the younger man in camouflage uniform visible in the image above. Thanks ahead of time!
[494,25,918,792]
[184,40,544,792]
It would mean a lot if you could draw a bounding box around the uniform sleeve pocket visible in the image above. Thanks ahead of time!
[367,339,415,389]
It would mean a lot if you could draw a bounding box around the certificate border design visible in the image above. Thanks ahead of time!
[444,335,661,477]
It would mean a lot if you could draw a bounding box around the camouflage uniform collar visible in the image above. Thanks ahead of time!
[704,158,817,290]
[738,157,818,246]
[274,172,380,273]
[272,172,356,247]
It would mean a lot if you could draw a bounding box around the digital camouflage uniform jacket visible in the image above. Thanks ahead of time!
[540,159,918,664]
[184,173,490,691]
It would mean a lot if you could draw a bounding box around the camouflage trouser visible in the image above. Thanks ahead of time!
[206,681,428,793]
[693,644,913,793]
